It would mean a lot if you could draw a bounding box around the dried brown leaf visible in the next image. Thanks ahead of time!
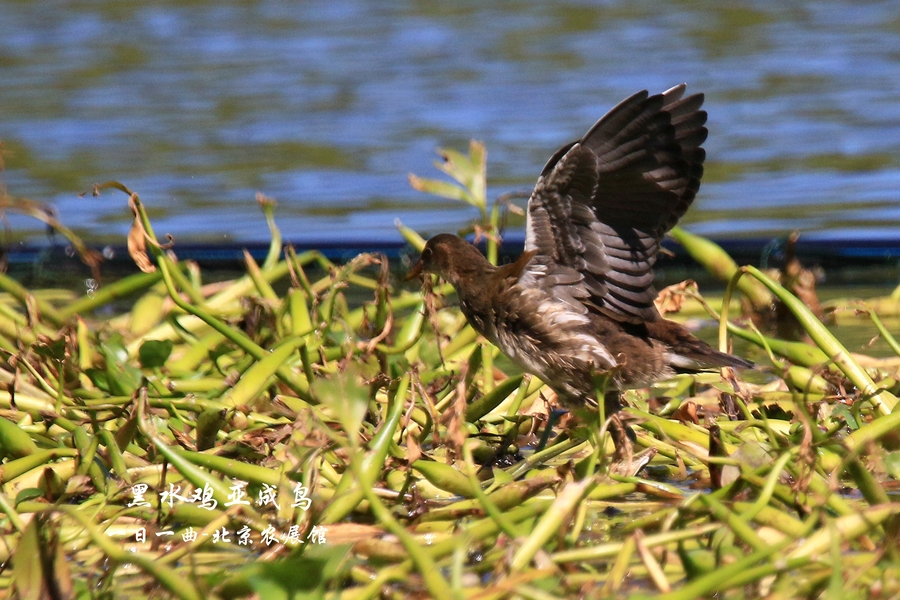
[127,194,155,273]
[672,400,700,424]
[655,280,698,315]
[406,428,422,466]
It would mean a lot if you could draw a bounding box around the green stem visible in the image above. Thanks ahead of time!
[722,265,897,415]
[127,191,311,401]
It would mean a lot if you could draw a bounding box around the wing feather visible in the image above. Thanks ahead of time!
[522,84,707,323]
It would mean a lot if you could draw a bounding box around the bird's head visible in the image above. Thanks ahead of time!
[405,233,486,286]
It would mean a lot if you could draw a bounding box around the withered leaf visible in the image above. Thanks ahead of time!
[127,194,155,273]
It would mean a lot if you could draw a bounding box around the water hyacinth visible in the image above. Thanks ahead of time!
[0,157,896,599]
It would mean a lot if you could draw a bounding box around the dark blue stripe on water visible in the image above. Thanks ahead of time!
[5,235,900,271]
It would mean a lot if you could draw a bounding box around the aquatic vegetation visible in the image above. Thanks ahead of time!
[0,162,898,599]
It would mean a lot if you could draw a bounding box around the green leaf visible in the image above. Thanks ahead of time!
[85,368,112,394]
[98,334,143,396]
[408,174,469,203]
[885,451,900,479]
[492,468,514,487]
[395,219,426,252]
[14,488,45,505]
[408,141,488,216]
[32,336,67,361]
[831,403,859,430]
[11,516,43,600]
[138,339,174,369]
[245,544,354,600]
[311,364,370,445]
[12,515,73,600]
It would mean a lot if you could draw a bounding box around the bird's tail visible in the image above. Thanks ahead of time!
[647,319,754,372]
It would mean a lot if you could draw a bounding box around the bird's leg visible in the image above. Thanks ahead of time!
[605,391,659,477]
[604,390,634,464]
[609,415,633,464]
[591,372,635,463]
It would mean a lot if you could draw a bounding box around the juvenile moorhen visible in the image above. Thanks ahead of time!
[408,84,752,420]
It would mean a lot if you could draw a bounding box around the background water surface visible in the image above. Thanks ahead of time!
[2,0,900,250]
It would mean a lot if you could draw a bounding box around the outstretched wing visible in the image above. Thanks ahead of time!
[521,84,707,324]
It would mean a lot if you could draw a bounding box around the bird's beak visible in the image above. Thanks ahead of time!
[405,258,424,281]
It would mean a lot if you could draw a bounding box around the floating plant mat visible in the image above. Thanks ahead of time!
[0,172,898,599]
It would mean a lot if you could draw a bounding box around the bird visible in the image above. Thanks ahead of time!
[407,84,752,423]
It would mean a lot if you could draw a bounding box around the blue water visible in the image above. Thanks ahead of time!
[2,1,900,247]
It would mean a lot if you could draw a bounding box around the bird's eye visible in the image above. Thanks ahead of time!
[421,247,432,262]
